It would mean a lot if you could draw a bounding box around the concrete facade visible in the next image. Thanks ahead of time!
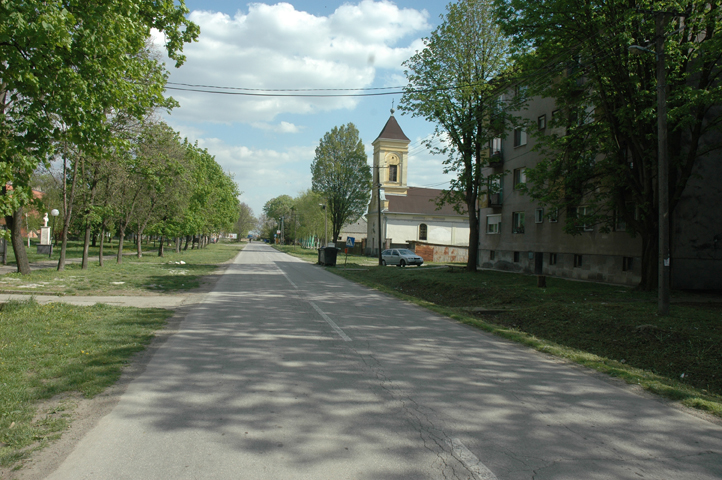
[478,94,721,289]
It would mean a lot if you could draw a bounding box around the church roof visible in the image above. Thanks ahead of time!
[375,115,409,142]
[386,187,467,216]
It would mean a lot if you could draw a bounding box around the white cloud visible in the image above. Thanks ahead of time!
[188,136,316,214]
[251,121,302,133]
[157,1,430,124]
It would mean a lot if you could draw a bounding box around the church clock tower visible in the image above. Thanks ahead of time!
[367,110,410,254]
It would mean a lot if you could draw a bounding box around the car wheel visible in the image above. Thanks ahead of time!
[381,259,386,266]
[400,259,406,267]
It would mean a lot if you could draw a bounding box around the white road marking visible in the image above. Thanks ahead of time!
[276,264,351,341]
[277,266,299,289]
[447,438,498,480]
[310,301,352,342]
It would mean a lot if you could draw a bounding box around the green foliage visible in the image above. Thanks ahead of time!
[235,202,257,240]
[311,123,371,242]
[400,0,514,270]
[494,0,722,288]
[0,0,199,211]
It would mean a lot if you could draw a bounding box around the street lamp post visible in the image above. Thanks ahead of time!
[50,209,59,253]
[630,11,671,316]
[319,204,327,247]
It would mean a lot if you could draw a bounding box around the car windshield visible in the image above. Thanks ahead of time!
[398,249,415,255]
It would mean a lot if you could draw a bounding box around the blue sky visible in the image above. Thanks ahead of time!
[156,1,452,218]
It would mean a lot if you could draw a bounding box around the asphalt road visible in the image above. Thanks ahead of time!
[45,243,721,479]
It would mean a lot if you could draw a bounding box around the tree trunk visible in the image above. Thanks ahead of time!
[99,227,105,267]
[136,231,143,258]
[175,237,181,253]
[158,235,164,257]
[5,207,30,274]
[81,220,92,270]
[116,227,125,264]
[467,203,479,272]
[638,230,658,291]
[184,235,190,250]
[58,153,80,271]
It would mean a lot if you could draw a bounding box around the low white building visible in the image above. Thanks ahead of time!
[366,112,469,255]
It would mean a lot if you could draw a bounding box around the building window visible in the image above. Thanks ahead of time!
[513,168,526,189]
[513,251,520,262]
[513,127,527,147]
[549,208,559,222]
[491,137,502,155]
[512,212,525,234]
[549,253,557,265]
[538,114,546,130]
[622,257,634,271]
[419,223,427,241]
[489,250,495,260]
[570,206,593,231]
[486,214,501,234]
[389,164,398,182]
[580,206,593,231]
[535,208,544,223]
[574,254,583,268]
[615,208,628,232]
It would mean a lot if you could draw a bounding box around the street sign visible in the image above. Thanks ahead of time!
[346,237,355,247]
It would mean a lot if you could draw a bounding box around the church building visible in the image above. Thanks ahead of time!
[366,112,469,256]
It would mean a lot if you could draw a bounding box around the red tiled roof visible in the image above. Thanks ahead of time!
[375,115,409,142]
[386,188,467,216]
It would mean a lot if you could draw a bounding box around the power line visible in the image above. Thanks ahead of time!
[165,86,405,97]
[166,82,406,92]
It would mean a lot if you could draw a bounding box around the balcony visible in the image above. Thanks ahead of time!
[489,193,502,207]
[488,150,503,168]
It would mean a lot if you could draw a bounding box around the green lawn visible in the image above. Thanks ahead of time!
[0,299,171,467]
[0,242,244,295]
[322,261,722,418]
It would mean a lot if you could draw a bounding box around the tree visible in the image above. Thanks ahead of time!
[263,195,294,243]
[292,189,326,245]
[1,1,198,273]
[399,0,513,271]
[310,123,372,243]
[494,0,722,290]
[235,203,257,240]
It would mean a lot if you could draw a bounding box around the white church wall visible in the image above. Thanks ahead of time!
[385,217,470,246]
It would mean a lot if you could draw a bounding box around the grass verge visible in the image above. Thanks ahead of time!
[327,264,722,419]
[0,242,244,295]
[0,298,171,467]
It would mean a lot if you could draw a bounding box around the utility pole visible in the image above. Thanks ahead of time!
[377,181,383,266]
[655,12,670,316]
[629,9,676,315]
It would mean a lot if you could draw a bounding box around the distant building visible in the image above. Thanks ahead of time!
[338,216,367,244]
[366,112,469,255]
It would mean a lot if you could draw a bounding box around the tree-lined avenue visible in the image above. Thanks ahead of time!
[45,244,721,479]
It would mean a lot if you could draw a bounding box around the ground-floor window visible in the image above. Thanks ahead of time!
[622,256,633,271]
[549,253,557,265]
[574,254,583,267]
[419,223,428,241]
